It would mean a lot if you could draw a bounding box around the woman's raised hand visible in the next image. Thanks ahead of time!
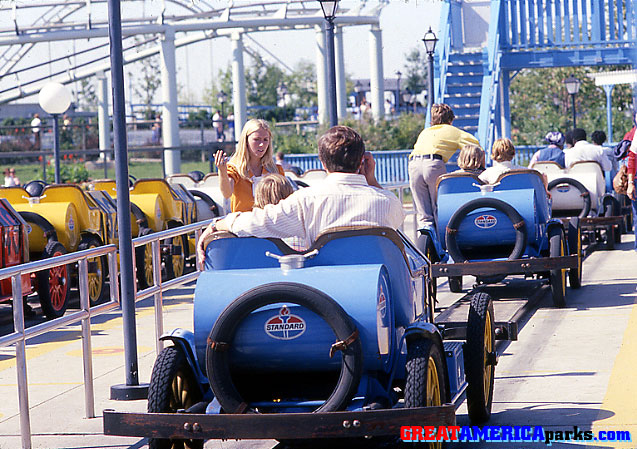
[214,150,228,174]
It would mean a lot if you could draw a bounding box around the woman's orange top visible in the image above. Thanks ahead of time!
[227,163,285,212]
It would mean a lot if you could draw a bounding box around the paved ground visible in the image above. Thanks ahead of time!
[0,228,635,449]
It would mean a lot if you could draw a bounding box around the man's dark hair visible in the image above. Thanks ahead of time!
[571,128,587,143]
[591,130,606,145]
[431,104,455,126]
[318,126,365,173]
[564,130,574,147]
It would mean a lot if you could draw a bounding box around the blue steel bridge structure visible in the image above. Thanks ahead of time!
[432,0,637,152]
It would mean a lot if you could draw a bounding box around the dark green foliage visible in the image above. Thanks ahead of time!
[45,164,90,183]
[510,66,634,144]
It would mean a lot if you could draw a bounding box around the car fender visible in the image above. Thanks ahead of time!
[159,328,209,394]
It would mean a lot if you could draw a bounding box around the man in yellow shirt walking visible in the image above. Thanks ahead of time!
[408,104,481,230]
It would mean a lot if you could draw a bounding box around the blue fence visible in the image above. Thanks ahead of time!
[285,147,540,184]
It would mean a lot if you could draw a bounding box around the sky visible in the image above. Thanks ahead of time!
[2,0,442,107]
[174,1,442,104]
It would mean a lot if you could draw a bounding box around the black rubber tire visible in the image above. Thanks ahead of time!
[549,226,567,308]
[464,292,496,425]
[446,197,527,263]
[205,282,363,414]
[148,346,204,449]
[36,241,70,319]
[164,233,186,280]
[567,218,582,289]
[189,190,220,217]
[135,227,154,290]
[547,177,592,218]
[78,235,108,306]
[603,199,616,249]
[404,338,447,411]
[418,233,438,298]
[448,276,463,293]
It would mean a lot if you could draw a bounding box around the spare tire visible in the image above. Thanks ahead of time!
[446,197,527,262]
[547,178,591,218]
[206,282,363,414]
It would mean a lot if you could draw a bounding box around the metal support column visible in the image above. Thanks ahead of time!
[603,84,614,143]
[161,27,181,175]
[107,0,148,401]
[500,70,511,139]
[335,25,347,120]
[97,72,111,161]
[315,25,328,126]
[231,32,247,142]
[369,25,385,120]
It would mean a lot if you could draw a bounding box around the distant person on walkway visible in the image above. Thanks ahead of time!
[564,128,611,171]
[384,99,393,117]
[360,98,371,119]
[213,110,224,142]
[479,138,525,184]
[529,131,566,168]
[4,168,20,187]
[408,103,481,229]
[151,116,161,145]
[214,119,285,212]
[457,144,485,175]
[624,112,637,251]
[31,113,41,150]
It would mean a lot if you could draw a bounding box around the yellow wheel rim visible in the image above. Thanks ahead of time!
[427,356,442,449]
[144,244,154,286]
[171,236,184,277]
[87,254,103,302]
[484,312,493,402]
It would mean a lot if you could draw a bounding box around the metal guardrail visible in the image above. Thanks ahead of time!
[0,219,212,449]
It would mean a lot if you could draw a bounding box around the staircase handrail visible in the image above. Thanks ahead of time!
[427,0,453,127]
[477,0,504,156]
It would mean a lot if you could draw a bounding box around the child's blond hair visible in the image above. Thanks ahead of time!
[491,138,516,162]
[254,174,294,208]
[457,144,485,171]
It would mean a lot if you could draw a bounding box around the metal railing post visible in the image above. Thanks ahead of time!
[78,258,95,418]
[108,251,120,304]
[151,240,164,354]
[12,274,31,449]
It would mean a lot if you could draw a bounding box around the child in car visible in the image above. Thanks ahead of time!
[457,144,486,175]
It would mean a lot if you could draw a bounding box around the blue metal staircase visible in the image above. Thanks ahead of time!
[443,52,483,135]
[433,0,637,153]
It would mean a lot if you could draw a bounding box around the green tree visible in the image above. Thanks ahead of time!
[510,66,633,145]
[403,48,427,95]
[131,37,161,120]
[76,79,97,111]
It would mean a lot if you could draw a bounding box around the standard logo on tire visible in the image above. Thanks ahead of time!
[474,215,497,229]
[264,305,306,340]
[556,184,570,193]
[68,216,75,231]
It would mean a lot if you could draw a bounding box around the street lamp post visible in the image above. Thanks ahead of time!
[217,90,227,140]
[422,27,438,118]
[318,0,339,127]
[38,82,71,184]
[395,70,402,114]
[563,75,581,129]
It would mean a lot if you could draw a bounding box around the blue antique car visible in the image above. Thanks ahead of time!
[104,227,507,447]
[418,169,581,307]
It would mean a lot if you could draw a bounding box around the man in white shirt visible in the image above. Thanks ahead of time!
[564,128,612,171]
[197,126,405,261]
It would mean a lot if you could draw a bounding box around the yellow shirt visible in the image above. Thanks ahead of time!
[411,124,480,162]
[227,163,285,212]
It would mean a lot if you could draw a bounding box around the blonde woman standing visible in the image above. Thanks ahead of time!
[214,119,284,212]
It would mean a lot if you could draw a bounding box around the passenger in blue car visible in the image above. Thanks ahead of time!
[197,126,405,266]
[479,138,525,185]
[457,144,485,175]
